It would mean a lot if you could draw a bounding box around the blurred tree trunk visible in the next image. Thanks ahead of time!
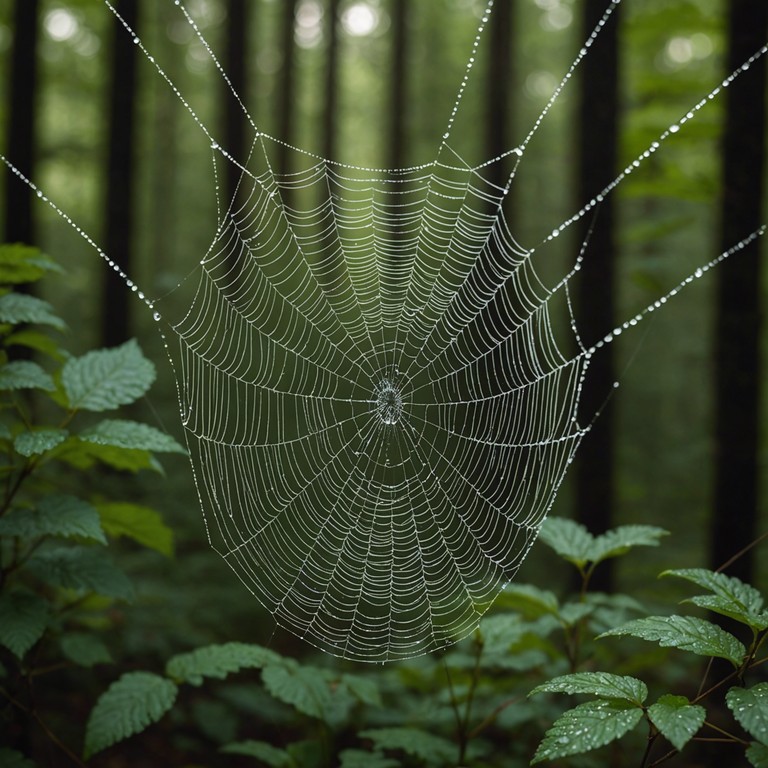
[101,0,139,348]
[389,0,407,169]
[222,0,250,207]
[485,0,512,199]
[710,0,767,582]
[574,0,620,591]
[323,0,340,161]
[3,0,39,246]
[276,0,299,181]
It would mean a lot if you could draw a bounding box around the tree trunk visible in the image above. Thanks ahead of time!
[222,0,250,207]
[4,0,40,246]
[389,0,407,170]
[485,0,512,196]
[574,0,620,591]
[323,0,340,161]
[710,0,767,582]
[101,0,140,348]
[276,0,299,180]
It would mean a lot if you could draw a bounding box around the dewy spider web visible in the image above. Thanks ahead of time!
[3,0,767,662]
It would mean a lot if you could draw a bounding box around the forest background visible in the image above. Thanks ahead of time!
[0,0,767,766]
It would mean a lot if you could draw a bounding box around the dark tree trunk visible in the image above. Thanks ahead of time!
[276,0,299,179]
[389,0,407,169]
[710,0,767,582]
[485,0,512,195]
[4,0,40,246]
[323,0,340,161]
[222,0,250,206]
[574,0,620,591]
[101,0,140,348]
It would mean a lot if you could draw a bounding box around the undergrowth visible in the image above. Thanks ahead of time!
[1,244,766,767]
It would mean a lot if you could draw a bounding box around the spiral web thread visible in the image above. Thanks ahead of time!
[3,0,766,662]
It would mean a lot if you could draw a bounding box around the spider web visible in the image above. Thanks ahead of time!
[4,0,767,662]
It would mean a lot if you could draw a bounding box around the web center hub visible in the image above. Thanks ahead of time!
[374,379,403,425]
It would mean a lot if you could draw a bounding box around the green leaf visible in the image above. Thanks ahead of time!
[686,595,768,632]
[599,615,746,666]
[0,495,106,544]
[747,742,768,767]
[84,672,177,758]
[727,685,768,744]
[0,243,61,284]
[80,419,186,454]
[4,329,65,360]
[60,632,112,667]
[589,525,669,563]
[261,664,331,720]
[647,694,706,751]
[220,741,295,766]
[97,502,174,557]
[558,602,595,626]
[0,747,39,768]
[14,428,68,456]
[0,361,55,391]
[358,728,456,765]
[56,437,162,473]
[339,749,399,768]
[500,583,560,617]
[663,569,767,629]
[532,699,644,764]
[0,293,65,330]
[166,642,282,686]
[27,547,134,601]
[62,339,155,412]
[531,672,647,706]
[0,590,49,659]
[538,517,595,567]
[340,673,382,707]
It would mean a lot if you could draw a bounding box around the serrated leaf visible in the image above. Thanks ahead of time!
[559,602,595,626]
[0,243,60,284]
[4,329,65,360]
[0,590,49,658]
[14,428,68,456]
[220,740,295,766]
[0,361,55,391]
[80,419,186,454]
[747,742,768,767]
[166,642,282,686]
[686,595,768,631]
[261,664,331,720]
[56,437,162,473]
[97,502,174,557]
[589,525,669,564]
[62,339,155,412]
[358,728,456,764]
[663,569,764,613]
[60,632,112,667]
[0,747,39,768]
[27,547,134,601]
[0,293,65,329]
[84,671,177,758]
[341,673,382,707]
[339,749,400,768]
[661,568,765,621]
[0,495,106,544]
[599,615,746,666]
[648,694,705,751]
[501,583,560,616]
[538,517,595,567]
[531,699,644,764]
[727,685,768,744]
[531,672,647,705]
